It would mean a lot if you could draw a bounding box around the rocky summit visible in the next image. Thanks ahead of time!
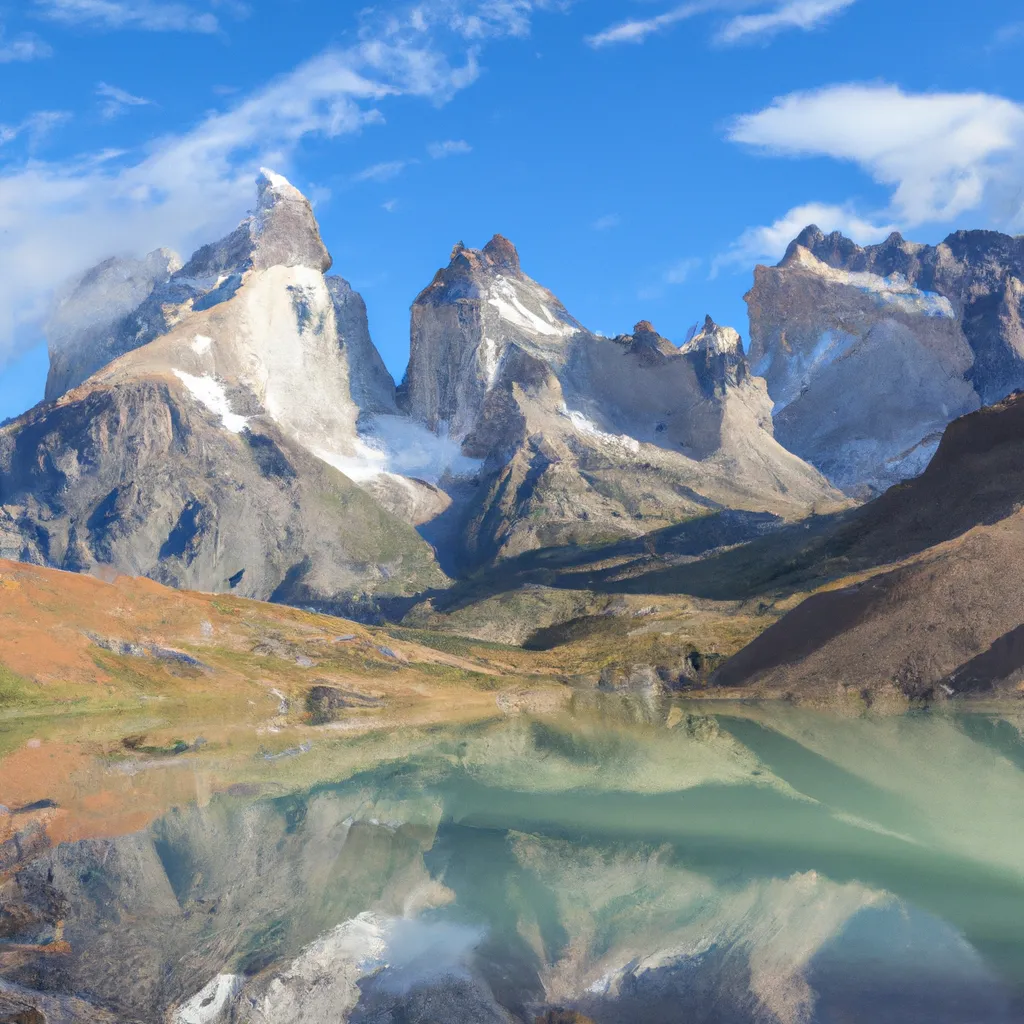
[747,224,1024,495]
[0,171,447,616]
[402,237,843,571]
[0,173,843,608]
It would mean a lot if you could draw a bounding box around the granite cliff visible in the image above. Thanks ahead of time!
[401,239,843,571]
[747,225,1024,494]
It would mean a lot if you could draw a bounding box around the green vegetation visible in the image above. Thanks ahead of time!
[0,662,37,709]
[384,626,518,657]
[409,661,503,689]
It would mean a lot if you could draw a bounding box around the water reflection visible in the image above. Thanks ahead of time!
[2,697,1024,1023]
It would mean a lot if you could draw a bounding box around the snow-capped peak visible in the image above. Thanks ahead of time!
[256,167,305,205]
[682,315,743,357]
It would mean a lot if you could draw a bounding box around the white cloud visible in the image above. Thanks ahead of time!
[382,198,398,212]
[729,83,1024,225]
[591,213,620,230]
[0,35,481,361]
[0,32,53,62]
[96,82,153,119]
[0,0,564,364]
[33,0,220,32]
[427,138,472,158]
[452,0,535,38]
[716,202,897,269]
[0,111,70,148]
[586,2,703,47]
[353,160,409,182]
[585,0,855,48]
[374,0,565,42]
[717,0,854,43]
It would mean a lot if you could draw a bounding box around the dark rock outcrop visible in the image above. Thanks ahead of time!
[712,392,1024,700]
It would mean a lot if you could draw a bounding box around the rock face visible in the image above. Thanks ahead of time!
[747,225,1024,494]
[2,177,842,599]
[1,171,446,611]
[327,276,397,417]
[712,392,1024,700]
[0,381,443,613]
[401,240,843,570]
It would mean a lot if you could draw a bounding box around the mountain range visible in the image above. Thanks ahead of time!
[2,169,1024,700]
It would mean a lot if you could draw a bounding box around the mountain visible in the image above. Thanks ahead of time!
[746,225,1024,495]
[1,183,842,599]
[711,392,1024,702]
[0,171,447,614]
[401,238,844,570]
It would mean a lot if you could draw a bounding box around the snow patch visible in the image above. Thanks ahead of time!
[191,334,212,355]
[314,436,389,483]
[560,403,641,454]
[795,249,954,318]
[479,335,502,386]
[173,370,249,433]
[257,167,304,201]
[175,974,243,1024]
[316,415,483,486]
[683,324,742,356]
[771,329,858,414]
[487,276,574,338]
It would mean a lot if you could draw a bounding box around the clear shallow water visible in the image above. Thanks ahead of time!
[3,696,1024,1023]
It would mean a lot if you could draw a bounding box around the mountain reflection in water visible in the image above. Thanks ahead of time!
[2,695,1024,1023]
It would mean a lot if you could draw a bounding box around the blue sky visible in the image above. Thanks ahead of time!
[1,0,1023,420]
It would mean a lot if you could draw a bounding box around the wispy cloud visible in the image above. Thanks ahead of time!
[717,0,855,43]
[427,138,472,158]
[721,83,1024,267]
[0,1,545,361]
[992,21,1024,47]
[586,0,855,48]
[383,0,568,42]
[0,44,479,359]
[586,2,703,47]
[382,198,399,212]
[591,213,621,230]
[638,256,700,299]
[0,111,70,148]
[0,31,53,62]
[353,160,409,182]
[33,0,219,33]
[96,82,153,119]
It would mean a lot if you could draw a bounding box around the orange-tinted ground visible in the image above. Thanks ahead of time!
[0,558,567,850]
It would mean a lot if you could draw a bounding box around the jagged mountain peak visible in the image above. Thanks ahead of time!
[405,234,585,435]
[44,172,341,402]
[481,233,521,273]
[256,167,306,204]
[780,225,934,277]
[249,168,332,274]
[619,320,678,362]
[782,224,863,268]
[682,315,744,357]
[443,234,523,282]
